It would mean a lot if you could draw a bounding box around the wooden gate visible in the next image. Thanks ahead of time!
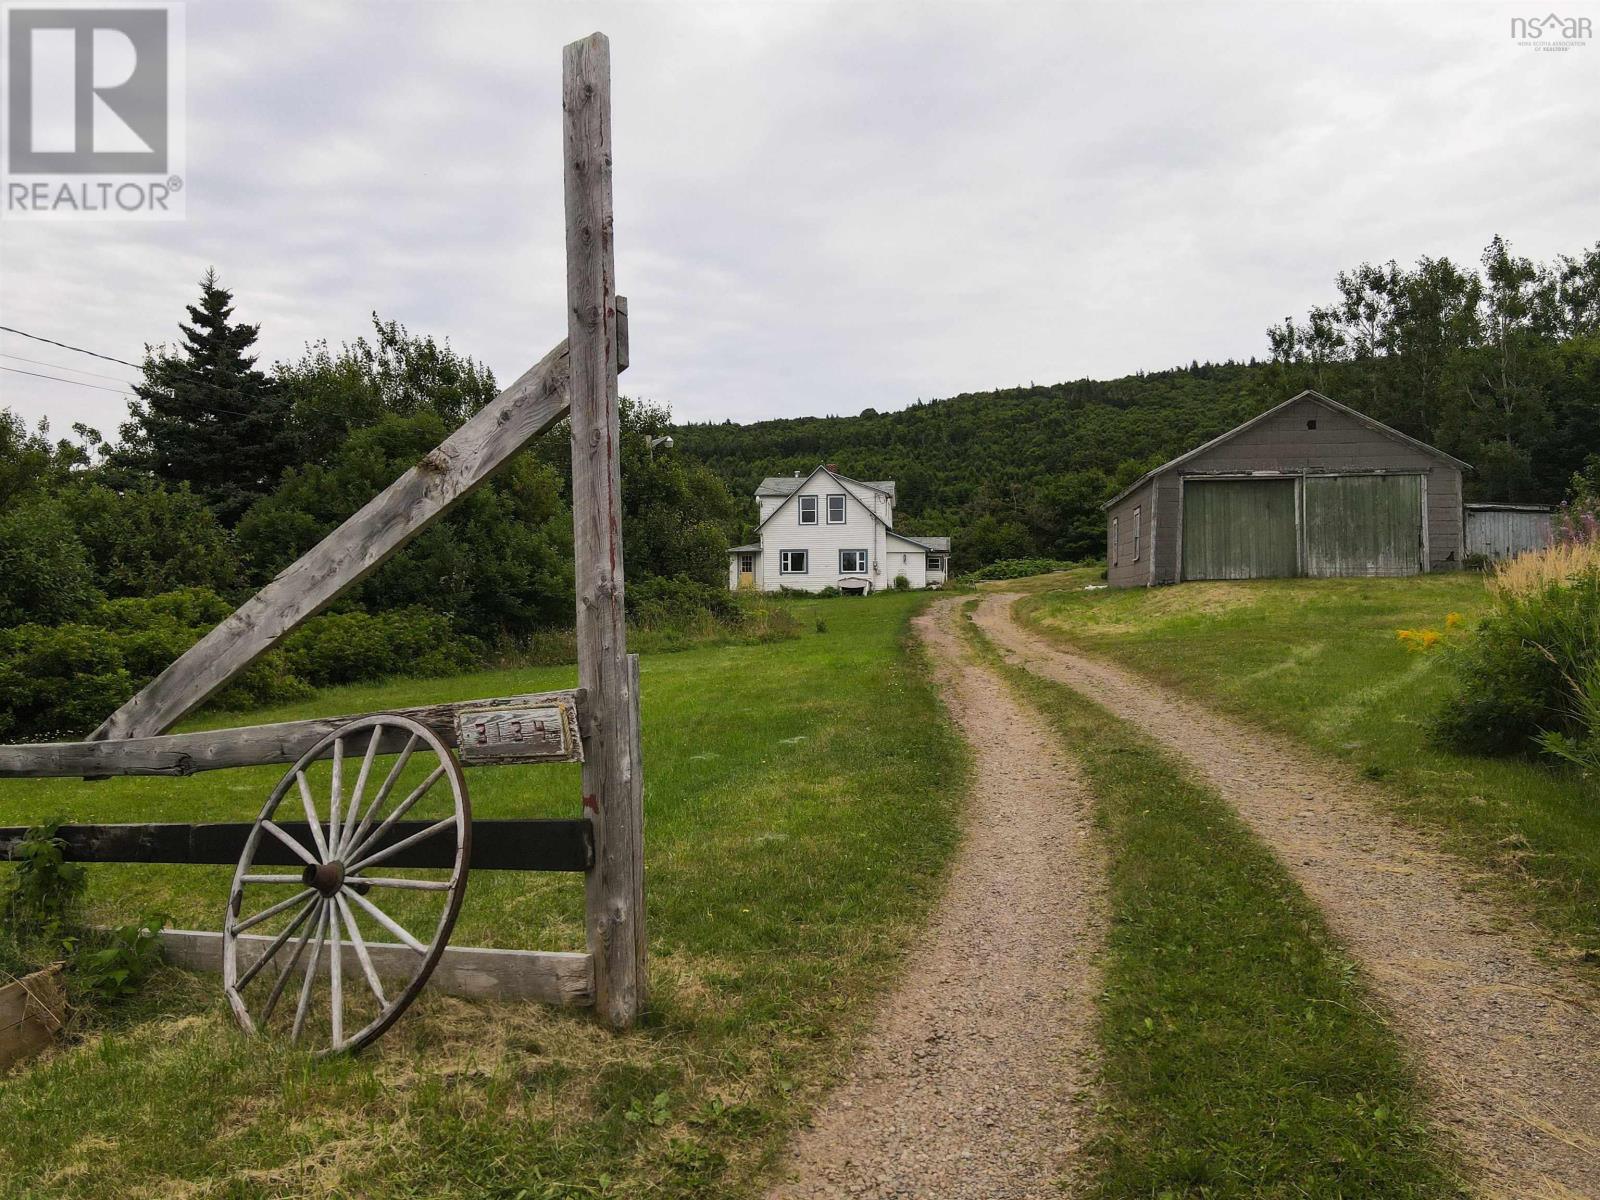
[1303,474,1423,577]
[0,32,647,1036]
[1181,478,1299,581]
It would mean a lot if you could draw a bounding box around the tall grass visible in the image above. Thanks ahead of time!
[1490,539,1600,598]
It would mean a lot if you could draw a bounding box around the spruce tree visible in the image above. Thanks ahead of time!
[119,269,294,524]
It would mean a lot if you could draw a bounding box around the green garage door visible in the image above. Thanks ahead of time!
[1181,479,1299,580]
[1303,474,1423,577]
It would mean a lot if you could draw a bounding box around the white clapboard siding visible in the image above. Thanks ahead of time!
[759,482,888,591]
[883,535,930,589]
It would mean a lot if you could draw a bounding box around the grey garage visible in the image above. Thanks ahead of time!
[1103,390,1468,587]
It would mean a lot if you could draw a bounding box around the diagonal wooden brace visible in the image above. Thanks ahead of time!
[92,306,627,743]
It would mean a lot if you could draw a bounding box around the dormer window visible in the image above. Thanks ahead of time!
[827,494,846,524]
[799,496,817,525]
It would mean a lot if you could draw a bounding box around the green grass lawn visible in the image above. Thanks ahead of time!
[0,592,965,1199]
[964,601,1462,1198]
[1016,571,1600,964]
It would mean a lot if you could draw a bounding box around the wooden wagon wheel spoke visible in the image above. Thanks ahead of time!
[235,894,319,991]
[342,765,447,866]
[233,887,316,934]
[339,733,419,859]
[335,725,384,859]
[224,714,469,1056]
[291,904,330,1043]
[295,772,333,862]
[343,886,428,955]
[328,900,344,1048]
[356,877,453,891]
[327,737,345,856]
[261,819,320,867]
[336,893,388,1008]
[346,814,457,875]
[259,899,324,1026]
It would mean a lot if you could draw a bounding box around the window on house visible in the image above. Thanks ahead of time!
[798,496,817,524]
[827,494,846,524]
[840,549,868,574]
[780,550,808,574]
[928,555,945,572]
[1132,506,1142,561]
[1112,517,1120,566]
[738,553,754,573]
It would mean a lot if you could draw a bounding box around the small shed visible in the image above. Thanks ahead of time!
[1464,504,1555,561]
[1103,390,1469,587]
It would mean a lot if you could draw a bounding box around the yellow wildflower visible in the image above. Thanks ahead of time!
[1396,628,1442,651]
[1445,612,1463,628]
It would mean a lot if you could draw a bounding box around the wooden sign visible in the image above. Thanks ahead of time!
[454,697,582,765]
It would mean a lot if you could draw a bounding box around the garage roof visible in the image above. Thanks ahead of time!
[1101,390,1471,510]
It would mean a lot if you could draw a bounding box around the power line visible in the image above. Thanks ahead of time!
[2,364,270,423]
[1,364,133,395]
[0,324,141,369]
[0,351,139,385]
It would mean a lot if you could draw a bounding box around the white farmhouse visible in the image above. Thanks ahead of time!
[727,465,951,593]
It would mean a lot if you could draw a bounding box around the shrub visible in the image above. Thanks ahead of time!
[892,574,911,591]
[0,821,166,1006]
[2,819,86,951]
[0,589,480,738]
[0,498,101,626]
[61,482,239,599]
[626,575,744,628]
[0,624,135,741]
[1434,559,1600,761]
[71,918,168,1001]
[281,607,479,686]
[963,557,1080,582]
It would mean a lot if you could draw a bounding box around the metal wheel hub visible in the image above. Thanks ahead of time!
[303,860,346,897]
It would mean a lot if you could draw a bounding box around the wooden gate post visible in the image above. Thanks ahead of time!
[564,31,646,1027]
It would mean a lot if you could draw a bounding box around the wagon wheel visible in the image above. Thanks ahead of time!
[223,715,470,1055]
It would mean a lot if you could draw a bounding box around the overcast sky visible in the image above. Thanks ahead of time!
[0,1,1594,441]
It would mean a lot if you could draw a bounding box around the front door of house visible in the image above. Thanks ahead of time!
[738,553,755,588]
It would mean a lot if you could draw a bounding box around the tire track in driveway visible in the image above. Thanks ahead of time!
[767,598,1106,1200]
[977,592,1600,1199]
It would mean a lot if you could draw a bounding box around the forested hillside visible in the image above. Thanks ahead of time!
[677,237,1600,569]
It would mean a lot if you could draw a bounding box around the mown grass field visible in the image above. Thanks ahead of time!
[1014,570,1600,963]
[963,602,1461,1199]
[0,592,964,1199]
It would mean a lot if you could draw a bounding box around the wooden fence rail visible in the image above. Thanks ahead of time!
[1,691,583,780]
[0,819,592,872]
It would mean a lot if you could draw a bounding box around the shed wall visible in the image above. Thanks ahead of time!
[1118,395,1466,585]
[1465,508,1554,560]
[1106,482,1154,587]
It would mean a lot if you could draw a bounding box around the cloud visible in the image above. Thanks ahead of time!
[2,1,1593,438]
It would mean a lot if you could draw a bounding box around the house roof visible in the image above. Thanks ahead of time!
[735,464,947,553]
[1101,390,1472,510]
[896,535,950,552]
[757,472,896,499]
[727,544,761,554]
